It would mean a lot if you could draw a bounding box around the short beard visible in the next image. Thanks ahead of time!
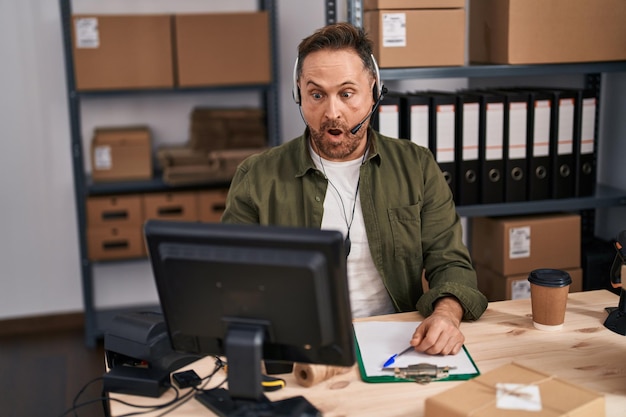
[309,119,366,160]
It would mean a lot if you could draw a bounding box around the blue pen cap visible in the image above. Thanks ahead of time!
[528,269,572,288]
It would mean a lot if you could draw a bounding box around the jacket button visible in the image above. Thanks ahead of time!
[315,196,321,202]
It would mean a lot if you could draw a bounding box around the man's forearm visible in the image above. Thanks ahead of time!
[432,296,463,325]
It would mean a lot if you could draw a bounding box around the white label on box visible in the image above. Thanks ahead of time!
[511,280,531,300]
[94,145,112,170]
[496,383,542,411]
[75,18,99,48]
[382,13,406,48]
[509,226,530,259]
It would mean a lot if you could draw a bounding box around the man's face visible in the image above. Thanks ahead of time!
[298,49,375,162]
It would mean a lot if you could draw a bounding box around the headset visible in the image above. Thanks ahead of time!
[292,53,386,135]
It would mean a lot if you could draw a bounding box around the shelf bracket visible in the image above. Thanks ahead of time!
[326,0,337,25]
[347,0,363,27]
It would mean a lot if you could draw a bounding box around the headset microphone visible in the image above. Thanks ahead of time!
[349,86,388,135]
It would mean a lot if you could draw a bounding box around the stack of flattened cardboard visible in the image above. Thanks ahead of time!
[158,146,264,185]
[188,107,267,151]
[158,107,267,185]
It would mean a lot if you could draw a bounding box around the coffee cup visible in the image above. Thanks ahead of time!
[528,269,572,331]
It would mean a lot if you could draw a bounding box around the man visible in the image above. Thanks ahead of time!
[221,22,487,355]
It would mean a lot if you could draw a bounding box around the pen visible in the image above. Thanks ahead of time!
[382,346,414,368]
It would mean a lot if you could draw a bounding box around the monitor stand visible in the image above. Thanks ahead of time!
[195,389,320,417]
[195,324,321,417]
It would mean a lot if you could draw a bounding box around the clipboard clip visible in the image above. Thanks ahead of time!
[382,363,456,384]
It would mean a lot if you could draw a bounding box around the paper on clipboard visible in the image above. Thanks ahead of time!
[352,321,479,383]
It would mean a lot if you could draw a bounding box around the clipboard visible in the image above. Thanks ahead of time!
[353,321,480,383]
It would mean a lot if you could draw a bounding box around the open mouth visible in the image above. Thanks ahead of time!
[328,128,343,136]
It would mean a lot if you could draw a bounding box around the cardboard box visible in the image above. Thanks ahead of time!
[86,195,143,227]
[174,12,271,87]
[471,214,581,276]
[71,15,174,90]
[364,9,465,68]
[198,189,229,223]
[143,192,199,222]
[87,225,145,261]
[364,0,464,9]
[475,264,583,302]
[425,362,605,417]
[469,0,626,64]
[91,127,153,183]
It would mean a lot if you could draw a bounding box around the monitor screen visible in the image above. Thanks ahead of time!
[144,219,355,413]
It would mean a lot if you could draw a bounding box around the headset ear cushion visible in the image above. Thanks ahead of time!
[292,57,300,105]
[293,86,300,105]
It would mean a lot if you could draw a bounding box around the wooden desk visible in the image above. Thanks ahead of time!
[109,290,626,416]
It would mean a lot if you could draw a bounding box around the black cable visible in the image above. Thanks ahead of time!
[57,383,180,417]
[58,397,118,417]
[60,356,227,417]
[140,356,227,417]
[71,376,103,417]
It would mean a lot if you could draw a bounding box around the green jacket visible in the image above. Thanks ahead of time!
[221,129,488,320]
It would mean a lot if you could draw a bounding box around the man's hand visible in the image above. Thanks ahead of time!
[410,296,464,355]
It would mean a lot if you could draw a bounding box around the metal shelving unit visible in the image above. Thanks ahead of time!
[344,0,626,219]
[456,184,626,218]
[378,61,626,80]
[60,0,281,347]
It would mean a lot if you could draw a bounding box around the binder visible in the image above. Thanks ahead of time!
[468,90,505,204]
[455,93,481,206]
[543,88,577,199]
[426,92,457,197]
[524,89,553,201]
[399,92,430,149]
[371,92,401,138]
[494,89,529,202]
[575,89,598,197]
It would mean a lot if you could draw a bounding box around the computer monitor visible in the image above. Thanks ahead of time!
[144,219,355,416]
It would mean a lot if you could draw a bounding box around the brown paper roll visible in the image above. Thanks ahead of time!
[293,363,351,387]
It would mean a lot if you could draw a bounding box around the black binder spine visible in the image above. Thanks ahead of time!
[549,89,577,199]
[476,91,505,204]
[526,90,553,201]
[371,92,401,139]
[399,92,430,148]
[455,93,481,206]
[428,92,457,197]
[576,89,598,197]
[500,90,529,202]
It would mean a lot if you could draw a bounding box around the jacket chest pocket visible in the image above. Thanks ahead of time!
[388,203,422,259]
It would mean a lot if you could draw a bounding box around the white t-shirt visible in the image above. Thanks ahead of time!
[310,147,395,319]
